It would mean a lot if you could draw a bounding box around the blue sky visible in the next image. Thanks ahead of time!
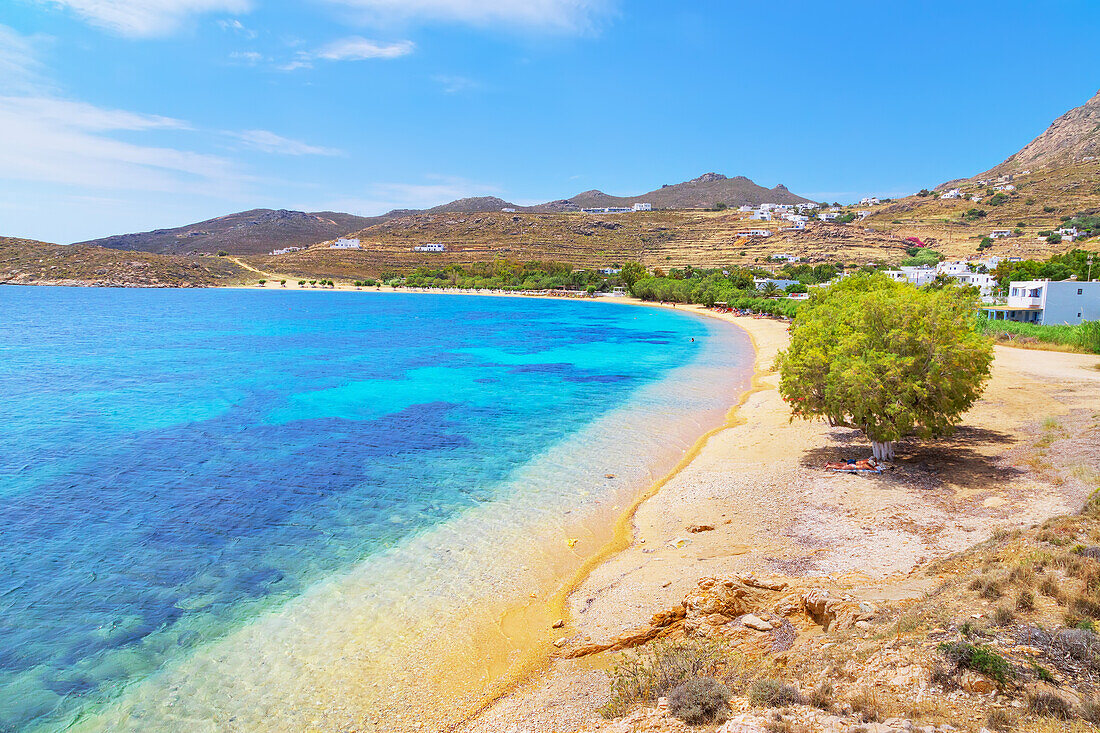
[2,0,1098,243]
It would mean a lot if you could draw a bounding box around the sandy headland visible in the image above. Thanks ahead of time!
[458,305,1100,732]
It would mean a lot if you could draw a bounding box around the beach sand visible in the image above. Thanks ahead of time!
[457,304,1100,732]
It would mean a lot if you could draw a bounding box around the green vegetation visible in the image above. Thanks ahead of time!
[963,208,988,221]
[776,274,993,460]
[938,641,1013,684]
[386,260,613,292]
[979,319,1096,363]
[901,249,944,267]
[991,248,1099,289]
[835,212,857,224]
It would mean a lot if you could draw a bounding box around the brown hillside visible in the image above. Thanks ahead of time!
[862,160,1100,259]
[0,237,249,287]
[75,209,379,256]
[245,210,913,279]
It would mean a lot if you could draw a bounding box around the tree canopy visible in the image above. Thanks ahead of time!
[775,273,993,460]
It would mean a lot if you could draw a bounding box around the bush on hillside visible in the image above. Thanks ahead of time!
[667,678,730,724]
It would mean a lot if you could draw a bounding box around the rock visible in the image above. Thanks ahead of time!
[741,614,773,631]
[552,619,564,629]
[959,669,995,694]
[856,620,872,630]
[687,524,715,533]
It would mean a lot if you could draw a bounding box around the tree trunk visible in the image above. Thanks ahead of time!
[871,441,896,461]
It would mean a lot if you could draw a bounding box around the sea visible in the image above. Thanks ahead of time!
[0,287,752,732]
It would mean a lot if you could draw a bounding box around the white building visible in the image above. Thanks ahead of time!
[330,238,361,249]
[581,207,632,214]
[771,254,801,262]
[883,266,937,287]
[501,208,516,213]
[414,243,446,252]
[737,229,772,238]
[271,246,303,255]
[788,221,806,230]
[738,205,753,212]
[990,230,1013,239]
[819,212,839,221]
[859,196,880,206]
[984,280,1100,325]
[632,202,652,211]
[751,210,772,221]
[599,267,622,275]
[941,188,963,200]
[759,203,778,211]
[994,184,1016,192]
[857,210,871,220]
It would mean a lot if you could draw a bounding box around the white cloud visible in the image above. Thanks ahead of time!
[218,18,256,38]
[0,24,49,94]
[281,36,414,70]
[229,50,265,65]
[229,129,342,156]
[0,95,239,194]
[324,0,612,32]
[38,0,252,37]
[432,74,480,94]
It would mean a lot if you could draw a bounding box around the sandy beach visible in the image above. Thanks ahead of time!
[456,304,1100,732]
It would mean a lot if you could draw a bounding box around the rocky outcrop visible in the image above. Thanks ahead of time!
[560,574,877,659]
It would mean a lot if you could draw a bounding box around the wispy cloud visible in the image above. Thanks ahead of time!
[228,129,342,156]
[281,36,415,70]
[0,24,49,94]
[0,95,239,193]
[218,17,256,38]
[323,0,613,33]
[38,0,252,37]
[432,74,481,94]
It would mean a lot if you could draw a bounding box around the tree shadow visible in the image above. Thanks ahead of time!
[799,425,1025,491]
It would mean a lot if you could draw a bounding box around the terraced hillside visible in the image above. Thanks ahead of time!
[0,237,249,287]
[244,210,916,279]
[861,161,1100,259]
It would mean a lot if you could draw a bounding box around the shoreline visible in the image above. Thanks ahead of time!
[54,290,757,732]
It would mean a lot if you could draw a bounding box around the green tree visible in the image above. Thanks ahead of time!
[258,279,266,286]
[620,261,647,290]
[760,281,781,298]
[775,274,993,461]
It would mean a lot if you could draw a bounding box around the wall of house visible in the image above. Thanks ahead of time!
[1040,282,1100,325]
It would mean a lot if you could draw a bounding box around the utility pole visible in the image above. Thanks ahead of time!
[1089,253,1095,282]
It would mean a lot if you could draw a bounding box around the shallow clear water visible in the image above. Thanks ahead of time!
[0,287,751,732]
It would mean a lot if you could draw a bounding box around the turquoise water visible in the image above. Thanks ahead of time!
[0,287,751,732]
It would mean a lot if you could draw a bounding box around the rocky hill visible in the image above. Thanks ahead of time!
[973,88,1100,180]
[0,236,248,287]
[534,173,812,212]
[75,209,380,256]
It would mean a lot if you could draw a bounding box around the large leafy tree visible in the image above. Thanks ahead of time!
[775,273,993,460]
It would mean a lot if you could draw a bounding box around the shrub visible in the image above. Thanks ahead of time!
[748,679,803,707]
[848,687,882,722]
[939,642,1013,684]
[1028,691,1073,719]
[992,606,1016,626]
[807,680,833,710]
[986,708,1016,731]
[1071,594,1100,619]
[1081,697,1100,724]
[599,640,729,718]
[667,677,730,724]
[1016,589,1036,612]
[216,250,228,256]
[1039,576,1061,598]
[1030,661,1055,683]
[1044,205,1057,213]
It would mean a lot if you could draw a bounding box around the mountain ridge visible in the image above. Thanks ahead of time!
[77,173,813,255]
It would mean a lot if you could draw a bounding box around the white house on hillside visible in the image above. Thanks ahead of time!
[990,230,1013,239]
[330,238,361,249]
[414,243,446,252]
[632,202,652,211]
[737,229,772,238]
[751,210,772,221]
[859,196,880,205]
